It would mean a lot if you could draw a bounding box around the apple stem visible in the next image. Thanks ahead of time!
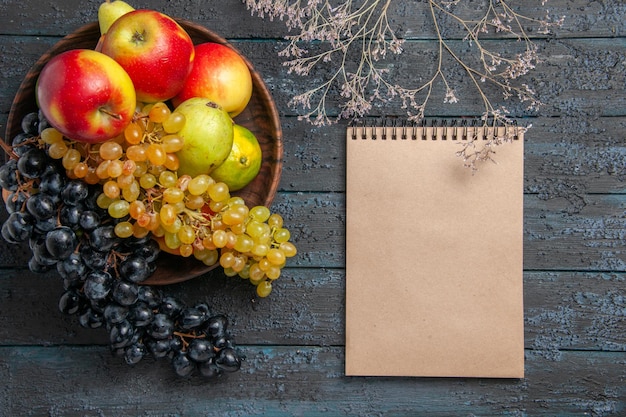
[99,107,123,120]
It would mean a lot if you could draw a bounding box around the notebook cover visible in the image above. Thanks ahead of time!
[345,125,525,378]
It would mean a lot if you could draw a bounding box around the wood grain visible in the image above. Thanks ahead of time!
[0,346,624,416]
[0,0,624,415]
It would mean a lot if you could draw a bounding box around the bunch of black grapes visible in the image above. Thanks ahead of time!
[0,111,243,378]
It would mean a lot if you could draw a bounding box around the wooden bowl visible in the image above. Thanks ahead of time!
[4,20,283,286]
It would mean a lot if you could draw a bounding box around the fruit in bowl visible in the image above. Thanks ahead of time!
[100,9,195,103]
[35,49,136,143]
[0,2,295,381]
[172,42,253,117]
[4,10,285,287]
[174,97,235,178]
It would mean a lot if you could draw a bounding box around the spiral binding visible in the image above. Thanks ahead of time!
[348,118,522,141]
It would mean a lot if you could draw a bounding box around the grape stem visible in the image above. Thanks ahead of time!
[173,330,208,351]
[0,136,23,160]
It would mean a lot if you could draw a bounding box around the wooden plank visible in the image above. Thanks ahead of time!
[0,345,624,416]
[1,37,625,122]
[277,116,626,195]
[1,267,624,352]
[0,192,625,271]
[0,0,623,39]
[2,112,625,196]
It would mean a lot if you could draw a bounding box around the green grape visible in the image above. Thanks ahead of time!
[177,224,196,245]
[234,234,255,253]
[163,187,185,204]
[273,228,291,243]
[256,280,273,297]
[139,173,157,189]
[208,182,230,202]
[164,231,181,249]
[268,213,283,229]
[250,205,271,222]
[159,171,178,188]
[187,174,213,196]
[114,221,134,238]
[266,248,286,266]
[279,242,298,258]
[108,200,130,218]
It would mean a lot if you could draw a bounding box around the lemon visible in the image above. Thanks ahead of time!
[210,124,262,191]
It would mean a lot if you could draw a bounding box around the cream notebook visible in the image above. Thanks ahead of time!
[345,121,525,378]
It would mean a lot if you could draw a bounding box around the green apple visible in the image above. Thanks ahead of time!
[98,0,135,35]
[174,98,234,178]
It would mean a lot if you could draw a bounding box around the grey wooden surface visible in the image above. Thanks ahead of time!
[0,0,625,415]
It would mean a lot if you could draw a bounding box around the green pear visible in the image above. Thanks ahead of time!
[175,98,235,178]
[98,0,135,35]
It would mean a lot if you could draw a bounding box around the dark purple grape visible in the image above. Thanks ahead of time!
[31,238,58,267]
[178,307,207,330]
[37,109,50,133]
[0,159,19,191]
[1,222,19,244]
[4,190,28,214]
[33,216,57,235]
[21,112,40,135]
[159,296,185,318]
[83,270,113,301]
[146,339,171,359]
[45,226,77,260]
[215,347,241,373]
[171,352,195,377]
[78,308,104,329]
[169,335,183,353]
[194,302,211,317]
[57,252,87,281]
[206,314,228,340]
[89,225,118,251]
[198,359,222,378]
[78,210,100,231]
[137,285,162,308]
[39,169,66,197]
[188,338,214,363]
[28,256,52,273]
[26,192,56,220]
[80,246,108,270]
[58,289,82,315]
[212,336,233,350]
[104,303,129,325]
[148,313,174,340]
[124,343,146,365]
[112,280,139,306]
[132,238,161,263]
[129,302,153,327]
[17,147,47,179]
[119,255,150,283]
[59,204,83,229]
[61,180,89,206]
[5,211,33,242]
[11,133,36,157]
[109,319,135,349]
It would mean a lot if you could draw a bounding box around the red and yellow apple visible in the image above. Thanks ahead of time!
[35,49,136,144]
[100,9,195,103]
[171,42,253,117]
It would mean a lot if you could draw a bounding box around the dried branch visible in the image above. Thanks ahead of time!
[243,0,564,167]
